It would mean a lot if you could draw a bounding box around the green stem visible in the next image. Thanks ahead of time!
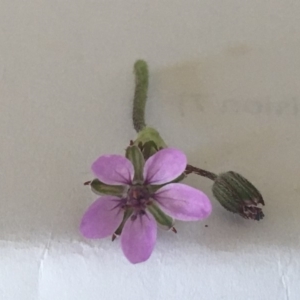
[185,164,218,181]
[132,60,149,132]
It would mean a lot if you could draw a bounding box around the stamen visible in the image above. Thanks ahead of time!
[131,214,137,221]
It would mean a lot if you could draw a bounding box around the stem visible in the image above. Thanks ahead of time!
[185,164,218,181]
[132,60,149,132]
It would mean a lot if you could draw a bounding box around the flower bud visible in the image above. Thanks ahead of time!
[139,140,159,160]
[212,171,265,220]
[133,127,167,150]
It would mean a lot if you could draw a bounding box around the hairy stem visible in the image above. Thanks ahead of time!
[132,60,149,132]
[185,164,218,181]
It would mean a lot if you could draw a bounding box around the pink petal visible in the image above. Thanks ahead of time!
[92,155,134,185]
[154,183,212,221]
[143,148,187,185]
[121,213,157,264]
[80,196,123,239]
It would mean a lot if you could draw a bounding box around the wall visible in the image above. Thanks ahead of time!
[1,1,300,299]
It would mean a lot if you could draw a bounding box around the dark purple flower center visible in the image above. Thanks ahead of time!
[125,185,153,220]
[127,185,151,208]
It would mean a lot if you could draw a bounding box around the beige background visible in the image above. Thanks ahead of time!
[1,1,300,299]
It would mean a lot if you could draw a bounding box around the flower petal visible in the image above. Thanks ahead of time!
[121,213,157,264]
[80,196,124,239]
[154,183,212,221]
[92,155,134,185]
[143,148,187,185]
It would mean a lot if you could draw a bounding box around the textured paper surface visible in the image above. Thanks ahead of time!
[1,1,300,299]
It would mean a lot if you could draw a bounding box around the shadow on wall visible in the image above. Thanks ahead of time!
[147,42,300,253]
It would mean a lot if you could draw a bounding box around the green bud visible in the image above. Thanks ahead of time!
[90,179,125,196]
[140,140,159,160]
[212,171,265,221]
[134,127,167,150]
[125,145,145,182]
[147,202,174,230]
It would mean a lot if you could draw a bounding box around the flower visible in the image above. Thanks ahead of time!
[212,171,265,220]
[80,146,211,264]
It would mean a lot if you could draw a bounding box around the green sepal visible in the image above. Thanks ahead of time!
[140,140,159,160]
[133,127,167,149]
[114,208,134,236]
[148,173,186,193]
[170,173,186,183]
[147,202,174,230]
[90,179,125,196]
[125,145,145,182]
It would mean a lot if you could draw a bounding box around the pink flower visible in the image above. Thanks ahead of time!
[80,148,211,264]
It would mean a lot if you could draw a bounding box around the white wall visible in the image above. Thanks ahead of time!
[1,1,300,299]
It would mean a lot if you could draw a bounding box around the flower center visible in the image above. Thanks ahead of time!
[126,185,151,210]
